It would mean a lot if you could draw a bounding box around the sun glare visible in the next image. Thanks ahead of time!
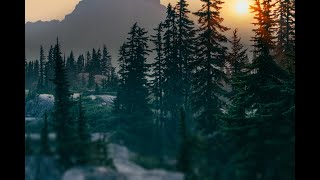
[235,0,249,15]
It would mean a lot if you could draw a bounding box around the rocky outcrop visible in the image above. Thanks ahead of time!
[25,0,166,63]
[25,94,54,117]
[109,144,184,180]
[62,166,127,180]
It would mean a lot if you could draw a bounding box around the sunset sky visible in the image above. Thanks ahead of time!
[26,0,254,46]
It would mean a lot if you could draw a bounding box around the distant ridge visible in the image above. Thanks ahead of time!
[25,0,166,65]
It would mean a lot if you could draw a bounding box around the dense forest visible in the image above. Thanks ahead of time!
[25,0,295,179]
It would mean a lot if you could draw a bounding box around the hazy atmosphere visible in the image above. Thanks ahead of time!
[25,0,294,179]
[26,0,254,36]
[25,0,254,61]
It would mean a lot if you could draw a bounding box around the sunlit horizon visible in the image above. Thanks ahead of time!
[26,0,253,22]
[26,0,254,43]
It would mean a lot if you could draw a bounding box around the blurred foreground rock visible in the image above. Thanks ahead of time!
[26,144,184,180]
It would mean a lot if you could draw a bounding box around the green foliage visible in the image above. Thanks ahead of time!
[74,95,92,165]
[37,45,46,92]
[52,38,77,169]
[192,0,229,134]
[24,1,294,178]
[176,107,191,175]
[40,112,51,155]
[87,72,95,89]
[220,1,295,180]
[150,22,165,119]
[115,23,152,115]
[162,3,182,118]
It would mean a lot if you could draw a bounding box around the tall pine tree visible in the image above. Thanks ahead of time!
[150,22,165,120]
[274,0,295,75]
[45,46,55,92]
[192,0,229,134]
[66,51,77,89]
[75,94,91,164]
[76,54,85,74]
[114,23,154,155]
[101,45,113,77]
[162,3,181,118]
[223,1,294,179]
[52,38,76,169]
[176,107,190,175]
[175,0,196,111]
[116,23,151,115]
[37,46,45,92]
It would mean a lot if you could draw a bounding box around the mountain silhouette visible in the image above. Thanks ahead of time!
[25,0,166,64]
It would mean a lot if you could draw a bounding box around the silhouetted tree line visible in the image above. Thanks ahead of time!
[25,0,294,179]
[25,44,118,94]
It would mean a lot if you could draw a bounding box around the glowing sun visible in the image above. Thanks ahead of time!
[235,0,249,14]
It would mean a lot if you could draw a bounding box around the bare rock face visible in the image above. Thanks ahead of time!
[25,94,54,117]
[25,0,166,63]
[108,144,184,180]
[61,144,185,180]
[62,166,127,180]
[25,145,184,180]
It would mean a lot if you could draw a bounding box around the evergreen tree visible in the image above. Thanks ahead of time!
[44,61,49,91]
[274,0,295,75]
[81,73,87,89]
[85,51,92,73]
[76,54,85,74]
[66,51,77,89]
[33,60,40,88]
[101,45,112,77]
[162,3,181,118]
[109,67,118,90]
[91,48,101,75]
[25,58,28,88]
[26,61,34,89]
[87,72,95,89]
[176,107,190,174]
[45,46,55,92]
[52,38,76,169]
[223,1,294,179]
[116,23,151,115]
[113,43,128,113]
[114,23,154,155]
[150,22,165,119]
[37,46,45,92]
[26,60,31,89]
[40,112,50,155]
[160,3,184,157]
[75,95,91,164]
[175,0,196,111]
[227,28,249,93]
[223,28,249,123]
[192,0,229,133]
[96,48,102,74]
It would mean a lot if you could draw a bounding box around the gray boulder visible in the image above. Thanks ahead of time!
[62,166,127,180]
[25,94,54,117]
